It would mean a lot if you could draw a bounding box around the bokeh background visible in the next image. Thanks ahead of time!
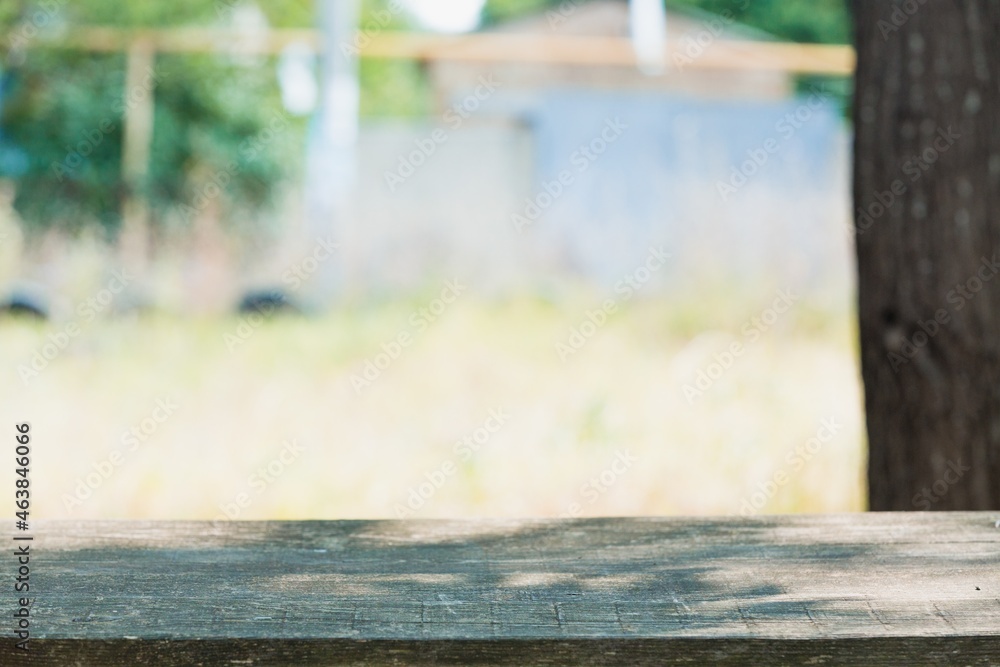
[0,0,863,520]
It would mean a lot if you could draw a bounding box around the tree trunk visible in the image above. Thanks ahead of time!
[853,1,1000,510]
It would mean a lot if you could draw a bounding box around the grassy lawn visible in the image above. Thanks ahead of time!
[2,287,865,520]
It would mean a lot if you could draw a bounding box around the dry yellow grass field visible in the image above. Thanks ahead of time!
[2,286,865,520]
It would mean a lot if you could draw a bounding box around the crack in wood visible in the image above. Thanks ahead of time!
[866,600,892,630]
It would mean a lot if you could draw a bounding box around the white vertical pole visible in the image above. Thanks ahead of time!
[629,0,668,75]
[306,0,359,303]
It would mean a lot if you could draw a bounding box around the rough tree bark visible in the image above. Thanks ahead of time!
[853,1,1000,510]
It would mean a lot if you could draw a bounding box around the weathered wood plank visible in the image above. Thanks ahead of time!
[6,513,1000,665]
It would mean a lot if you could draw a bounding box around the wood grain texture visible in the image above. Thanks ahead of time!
[6,513,1000,665]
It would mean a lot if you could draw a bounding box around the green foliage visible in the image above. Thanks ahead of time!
[146,53,304,229]
[482,0,553,26]
[359,59,430,117]
[667,0,849,44]
[0,1,315,234]
[356,0,430,117]
[2,50,127,232]
[0,0,423,235]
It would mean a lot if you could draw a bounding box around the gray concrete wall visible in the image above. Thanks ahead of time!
[339,92,852,299]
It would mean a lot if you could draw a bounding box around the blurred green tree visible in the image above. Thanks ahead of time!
[0,0,306,235]
[667,0,849,44]
[0,0,423,236]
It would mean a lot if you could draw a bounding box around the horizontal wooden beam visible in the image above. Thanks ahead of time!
[6,513,999,665]
[360,33,855,75]
[4,28,854,74]
[5,26,320,55]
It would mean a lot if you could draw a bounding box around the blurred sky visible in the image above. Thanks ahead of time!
[405,0,487,32]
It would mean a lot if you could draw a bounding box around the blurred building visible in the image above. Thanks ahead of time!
[341,0,850,299]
